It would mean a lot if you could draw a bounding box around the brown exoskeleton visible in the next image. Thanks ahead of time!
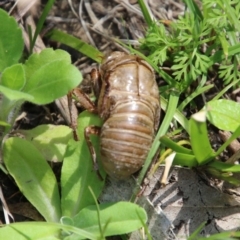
[69,52,160,180]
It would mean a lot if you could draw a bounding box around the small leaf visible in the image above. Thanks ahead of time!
[61,111,105,217]
[1,64,25,90]
[207,99,240,131]
[19,124,72,162]
[0,9,24,72]
[72,202,147,238]
[3,137,61,222]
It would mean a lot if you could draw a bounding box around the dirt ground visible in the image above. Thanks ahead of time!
[1,0,240,239]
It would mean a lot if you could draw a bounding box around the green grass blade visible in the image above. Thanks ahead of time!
[47,29,103,63]
[178,84,214,111]
[138,0,153,26]
[188,222,207,240]
[161,96,189,133]
[30,0,55,53]
[182,0,203,20]
[160,135,193,155]
[196,230,240,240]
[209,44,240,66]
[212,78,240,101]
[215,125,240,157]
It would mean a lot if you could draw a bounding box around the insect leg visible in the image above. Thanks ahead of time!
[91,68,101,99]
[84,125,103,180]
[72,88,97,113]
[68,88,98,141]
[67,92,78,141]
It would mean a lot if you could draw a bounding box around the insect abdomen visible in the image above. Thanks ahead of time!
[100,100,155,179]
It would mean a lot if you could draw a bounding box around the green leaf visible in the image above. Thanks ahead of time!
[0,222,60,240]
[215,125,240,157]
[189,112,215,165]
[160,135,193,155]
[0,85,33,101]
[71,202,147,238]
[30,0,55,53]
[47,29,103,63]
[22,49,82,104]
[173,152,198,167]
[188,221,207,240]
[19,124,72,162]
[138,0,153,26]
[207,99,240,131]
[0,120,11,128]
[0,222,98,240]
[197,230,240,240]
[183,0,203,20]
[61,216,75,227]
[0,9,24,72]
[61,111,105,217]
[3,137,61,222]
[208,161,240,173]
[24,48,71,81]
[1,64,25,90]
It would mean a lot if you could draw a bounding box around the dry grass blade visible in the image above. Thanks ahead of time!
[11,0,40,20]
[67,0,79,18]
[84,0,103,32]
[114,0,144,18]
[0,185,14,224]
[78,0,96,47]
[92,4,122,31]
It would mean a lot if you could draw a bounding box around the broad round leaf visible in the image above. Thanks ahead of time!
[0,222,97,240]
[22,48,82,104]
[0,9,23,72]
[3,137,61,222]
[19,124,72,162]
[207,99,240,131]
[72,202,147,238]
[24,59,82,104]
[24,48,71,81]
[61,111,104,217]
[0,222,60,240]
